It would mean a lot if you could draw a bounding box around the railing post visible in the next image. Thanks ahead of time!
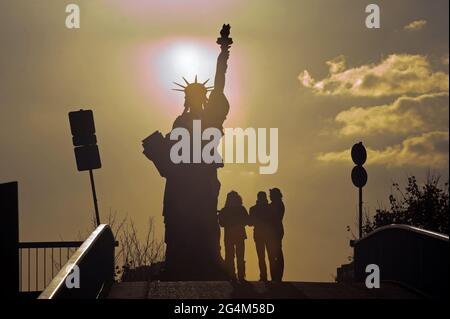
[0,181,19,298]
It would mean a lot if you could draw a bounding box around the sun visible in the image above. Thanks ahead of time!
[170,44,207,79]
[157,40,217,91]
[135,37,243,121]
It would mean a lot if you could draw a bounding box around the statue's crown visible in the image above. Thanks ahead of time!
[172,76,214,95]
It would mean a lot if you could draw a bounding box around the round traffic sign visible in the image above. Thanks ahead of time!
[351,142,367,165]
[351,165,368,188]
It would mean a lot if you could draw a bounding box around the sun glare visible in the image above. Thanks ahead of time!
[160,41,216,87]
[135,37,243,121]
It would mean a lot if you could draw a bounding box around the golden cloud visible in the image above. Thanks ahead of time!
[317,131,449,168]
[299,54,448,97]
[335,93,449,136]
[404,19,427,31]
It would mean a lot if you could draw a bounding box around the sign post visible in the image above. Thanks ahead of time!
[351,142,368,239]
[69,109,102,226]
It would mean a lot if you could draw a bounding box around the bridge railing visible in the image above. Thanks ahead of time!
[18,241,83,296]
[38,224,115,299]
[353,224,449,298]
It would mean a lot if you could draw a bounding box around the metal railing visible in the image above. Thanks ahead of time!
[38,224,115,299]
[18,241,83,293]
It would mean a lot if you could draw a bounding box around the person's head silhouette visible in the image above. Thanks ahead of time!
[256,191,268,205]
[173,76,213,116]
[225,190,243,208]
[269,188,283,202]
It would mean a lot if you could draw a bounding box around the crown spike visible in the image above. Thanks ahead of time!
[172,89,185,92]
[202,79,210,85]
[173,82,186,89]
[195,75,198,83]
[182,77,190,85]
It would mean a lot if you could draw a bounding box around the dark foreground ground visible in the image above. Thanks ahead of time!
[107,281,422,299]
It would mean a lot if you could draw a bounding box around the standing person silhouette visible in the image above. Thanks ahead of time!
[268,188,285,282]
[219,191,249,281]
[249,191,271,281]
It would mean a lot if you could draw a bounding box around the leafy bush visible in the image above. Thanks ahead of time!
[363,174,449,235]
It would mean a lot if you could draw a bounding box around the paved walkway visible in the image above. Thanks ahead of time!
[107,281,422,299]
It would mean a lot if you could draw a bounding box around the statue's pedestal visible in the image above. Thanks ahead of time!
[162,242,229,281]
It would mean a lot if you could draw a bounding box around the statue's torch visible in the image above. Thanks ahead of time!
[217,24,233,49]
[214,24,232,93]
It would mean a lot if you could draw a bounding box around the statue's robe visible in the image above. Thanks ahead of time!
[162,90,229,280]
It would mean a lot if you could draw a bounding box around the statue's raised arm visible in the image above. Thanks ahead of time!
[214,24,233,93]
[203,24,232,127]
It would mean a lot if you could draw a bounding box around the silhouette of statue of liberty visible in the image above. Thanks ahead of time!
[143,24,233,280]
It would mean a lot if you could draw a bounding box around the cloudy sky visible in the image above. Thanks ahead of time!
[0,0,448,282]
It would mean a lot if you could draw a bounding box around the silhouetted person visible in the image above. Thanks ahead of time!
[219,191,249,281]
[143,25,232,280]
[248,191,271,281]
[268,188,285,282]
